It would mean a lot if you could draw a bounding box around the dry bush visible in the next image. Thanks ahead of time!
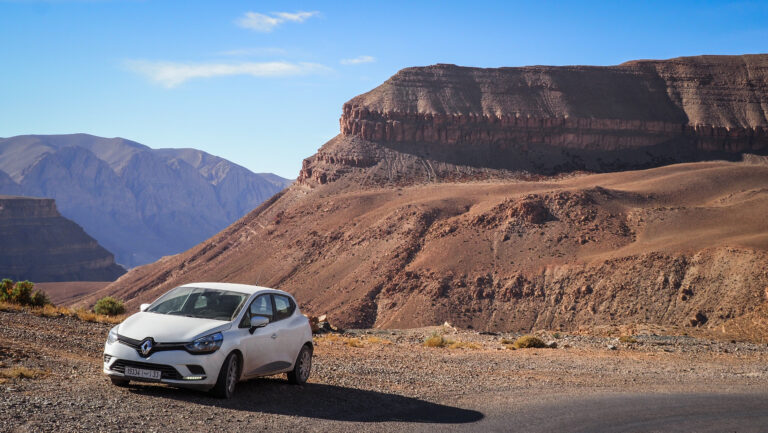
[344,338,365,348]
[510,335,547,349]
[364,336,392,345]
[447,341,480,350]
[34,304,72,318]
[0,301,24,312]
[619,335,638,344]
[0,366,49,380]
[424,333,451,348]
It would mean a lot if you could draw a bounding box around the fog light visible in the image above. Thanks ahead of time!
[183,376,205,380]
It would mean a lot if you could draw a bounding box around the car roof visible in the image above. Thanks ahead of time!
[179,282,291,297]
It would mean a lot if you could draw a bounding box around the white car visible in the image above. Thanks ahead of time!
[103,283,313,398]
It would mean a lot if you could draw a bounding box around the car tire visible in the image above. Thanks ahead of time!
[110,377,130,387]
[287,345,312,385]
[212,353,239,399]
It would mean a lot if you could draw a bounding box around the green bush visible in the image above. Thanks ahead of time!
[29,290,50,307]
[93,297,125,316]
[0,280,49,307]
[0,278,14,302]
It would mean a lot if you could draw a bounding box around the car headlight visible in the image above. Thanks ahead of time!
[185,332,223,354]
[107,326,118,344]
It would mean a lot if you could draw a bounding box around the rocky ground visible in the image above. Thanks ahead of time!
[1,309,767,432]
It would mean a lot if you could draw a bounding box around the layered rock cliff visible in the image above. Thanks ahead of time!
[0,196,125,282]
[300,54,768,186]
[95,55,768,342]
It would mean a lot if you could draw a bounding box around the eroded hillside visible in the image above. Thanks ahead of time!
[90,55,768,340]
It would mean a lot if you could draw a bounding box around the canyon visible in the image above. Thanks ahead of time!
[88,54,768,341]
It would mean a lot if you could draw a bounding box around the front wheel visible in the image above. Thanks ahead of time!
[211,353,239,399]
[287,345,312,385]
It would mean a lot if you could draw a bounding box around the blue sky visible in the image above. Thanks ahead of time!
[1,1,767,178]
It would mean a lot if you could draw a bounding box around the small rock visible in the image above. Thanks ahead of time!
[607,344,617,350]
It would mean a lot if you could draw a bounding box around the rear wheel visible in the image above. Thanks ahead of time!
[110,377,130,387]
[212,353,239,398]
[287,345,312,385]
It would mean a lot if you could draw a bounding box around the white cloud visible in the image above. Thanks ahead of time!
[236,10,318,32]
[217,47,289,57]
[340,55,376,65]
[126,60,330,88]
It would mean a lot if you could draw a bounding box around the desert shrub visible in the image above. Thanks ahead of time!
[29,290,50,307]
[75,309,99,322]
[344,337,365,348]
[10,281,34,305]
[0,366,49,380]
[93,296,125,316]
[364,336,392,345]
[618,335,638,344]
[0,280,49,307]
[0,279,13,301]
[424,333,452,348]
[447,340,480,350]
[512,335,546,349]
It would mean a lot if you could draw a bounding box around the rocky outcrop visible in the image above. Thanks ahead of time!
[300,54,768,186]
[92,55,768,342]
[0,196,125,282]
[0,134,292,267]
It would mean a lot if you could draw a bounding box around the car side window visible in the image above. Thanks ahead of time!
[240,294,273,328]
[272,295,295,321]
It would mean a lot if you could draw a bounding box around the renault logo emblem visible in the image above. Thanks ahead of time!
[139,338,153,357]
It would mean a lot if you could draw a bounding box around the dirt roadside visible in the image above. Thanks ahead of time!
[1,310,767,432]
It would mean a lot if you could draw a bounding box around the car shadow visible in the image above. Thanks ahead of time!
[127,377,484,424]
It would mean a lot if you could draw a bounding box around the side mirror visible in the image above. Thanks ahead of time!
[249,316,269,334]
[140,303,150,312]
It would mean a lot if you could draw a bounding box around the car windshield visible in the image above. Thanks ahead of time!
[146,286,248,321]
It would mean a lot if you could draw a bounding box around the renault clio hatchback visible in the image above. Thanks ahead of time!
[103,283,313,398]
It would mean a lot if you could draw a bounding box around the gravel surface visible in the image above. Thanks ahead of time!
[1,310,767,432]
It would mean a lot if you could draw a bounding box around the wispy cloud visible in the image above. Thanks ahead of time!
[126,60,330,88]
[217,47,289,57]
[236,11,318,32]
[340,55,376,65]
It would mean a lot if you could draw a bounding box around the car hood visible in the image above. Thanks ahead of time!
[117,312,232,342]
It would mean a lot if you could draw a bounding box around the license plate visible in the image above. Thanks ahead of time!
[124,366,161,380]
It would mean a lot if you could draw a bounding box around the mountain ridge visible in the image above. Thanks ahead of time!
[88,55,768,340]
[0,134,292,267]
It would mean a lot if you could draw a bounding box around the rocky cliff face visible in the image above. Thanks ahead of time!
[94,55,768,342]
[300,54,768,186]
[0,134,292,267]
[0,196,125,282]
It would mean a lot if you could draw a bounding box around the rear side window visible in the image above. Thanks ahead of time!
[272,295,295,321]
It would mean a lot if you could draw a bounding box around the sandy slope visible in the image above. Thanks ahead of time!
[81,159,768,340]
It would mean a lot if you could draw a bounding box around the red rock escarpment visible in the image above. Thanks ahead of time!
[301,55,768,186]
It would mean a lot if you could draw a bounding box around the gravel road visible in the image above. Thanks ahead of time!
[1,310,767,432]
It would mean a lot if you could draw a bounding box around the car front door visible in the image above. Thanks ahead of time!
[240,294,281,377]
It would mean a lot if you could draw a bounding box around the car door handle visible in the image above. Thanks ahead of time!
[271,333,277,339]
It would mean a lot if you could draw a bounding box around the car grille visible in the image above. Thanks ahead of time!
[109,359,183,380]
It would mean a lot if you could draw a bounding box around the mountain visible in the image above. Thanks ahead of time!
[87,55,768,340]
[0,134,292,267]
[0,196,125,282]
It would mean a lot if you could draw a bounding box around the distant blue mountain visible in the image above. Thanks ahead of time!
[0,134,292,268]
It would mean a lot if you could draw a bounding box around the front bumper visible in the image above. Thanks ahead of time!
[103,339,224,391]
